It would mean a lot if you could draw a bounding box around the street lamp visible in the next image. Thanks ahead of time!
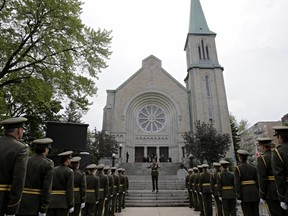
[119,144,122,158]
[112,153,116,167]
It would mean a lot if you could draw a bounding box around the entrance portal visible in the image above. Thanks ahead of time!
[135,147,144,162]
[160,147,169,162]
[147,147,157,162]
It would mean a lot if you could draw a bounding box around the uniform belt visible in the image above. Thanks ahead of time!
[74,187,80,192]
[0,184,11,191]
[119,184,123,187]
[152,170,157,172]
[51,190,66,195]
[86,189,95,193]
[222,186,233,190]
[241,180,256,185]
[267,176,275,181]
[202,183,211,186]
[99,188,104,192]
[23,188,42,195]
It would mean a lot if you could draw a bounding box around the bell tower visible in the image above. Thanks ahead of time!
[184,0,234,158]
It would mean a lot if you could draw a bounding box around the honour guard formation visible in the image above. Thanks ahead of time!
[0,117,129,216]
[1,116,288,216]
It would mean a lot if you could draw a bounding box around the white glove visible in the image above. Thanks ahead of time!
[38,213,46,216]
[211,194,214,198]
[199,192,202,195]
[96,201,99,204]
[110,195,113,198]
[105,198,108,201]
[280,202,288,210]
[260,198,265,204]
[237,200,242,205]
[219,197,222,201]
[80,203,85,209]
[69,207,74,213]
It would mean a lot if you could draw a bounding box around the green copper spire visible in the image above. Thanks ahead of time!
[188,0,215,34]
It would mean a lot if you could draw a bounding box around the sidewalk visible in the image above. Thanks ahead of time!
[116,207,200,216]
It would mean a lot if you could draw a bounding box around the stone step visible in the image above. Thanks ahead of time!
[126,190,189,207]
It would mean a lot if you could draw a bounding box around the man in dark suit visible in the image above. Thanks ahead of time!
[234,149,259,216]
[271,126,288,214]
[70,156,87,216]
[82,164,99,216]
[47,151,75,216]
[217,160,236,216]
[0,117,28,216]
[257,137,285,216]
[17,138,54,216]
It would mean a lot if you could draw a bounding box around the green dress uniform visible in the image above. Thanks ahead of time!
[199,165,213,216]
[196,166,204,216]
[71,166,86,216]
[111,168,119,216]
[211,163,223,216]
[96,165,109,216]
[47,151,75,216]
[148,162,159,192]
[82,164,99,216]
[17,153,54,215]
[186,169,193,208]
[117,169,126,213]
[192,168,200,211]
[271,130,288,214]
[104,167,114,216]
[122,171,129,209]
[235,150,259,216]
[217,161,236,216]
[0,117,28,215]
[257,141,285,216]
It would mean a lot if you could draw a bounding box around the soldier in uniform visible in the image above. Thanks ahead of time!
[0,117,29,216]
[96,164,109,216]
[103,166,113,216]
[196,165,204,216]
[271,126,288,214]
[234,149,259,216]
[17,138,54,216]
[110,167,119,216]
[257,137,285,216]
[211,162,223,216]
[82,164,99,216]
[217,160,236,216]
[186,168,193,208]
[199,164,213,216]
[122,169,129,209]
[148,160,160,192]
[192,167,200,211]
[70,156,87,216]
[117,168,126,213]
[47,151,75,216]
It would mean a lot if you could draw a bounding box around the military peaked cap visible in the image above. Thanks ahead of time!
[32,138,53,146]
[273,126,288,136]
[237,149,249,155]
[87,164,97,169]
[71,156,81,163]
[58,150,73,157]
[220,160,229,165]
[0,117,27,129]
[213,162,221,167]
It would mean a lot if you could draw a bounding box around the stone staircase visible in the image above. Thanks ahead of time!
[120,162,189,207]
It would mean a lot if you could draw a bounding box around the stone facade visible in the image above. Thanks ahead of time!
[102,0,234,162]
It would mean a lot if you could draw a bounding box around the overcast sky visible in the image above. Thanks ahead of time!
[81,0,288,130]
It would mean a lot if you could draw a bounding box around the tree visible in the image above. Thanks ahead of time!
[87,129,119,163]
[0,0,112,137]
[183,121,230,165]
[230,113,241,162]
[61,101,83,123]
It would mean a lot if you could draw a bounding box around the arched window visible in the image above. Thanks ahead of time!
[205,75,213,121]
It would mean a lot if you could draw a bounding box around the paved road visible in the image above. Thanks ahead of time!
[116,207,200,216]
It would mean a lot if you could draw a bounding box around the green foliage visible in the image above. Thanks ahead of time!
[230,113,241,162]
[0,0,112,139]
[61,101,83,123]
[183,121,231,165]
[86,129,118,163]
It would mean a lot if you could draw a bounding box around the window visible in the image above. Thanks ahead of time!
[137,105,166,133]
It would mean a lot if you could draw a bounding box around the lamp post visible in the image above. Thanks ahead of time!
[112,153,116,167]
[119,144,122,158]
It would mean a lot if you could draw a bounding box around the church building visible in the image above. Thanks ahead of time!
[102,0,234,163]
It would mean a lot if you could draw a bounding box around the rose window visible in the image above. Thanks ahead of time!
[137,105,166,132]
